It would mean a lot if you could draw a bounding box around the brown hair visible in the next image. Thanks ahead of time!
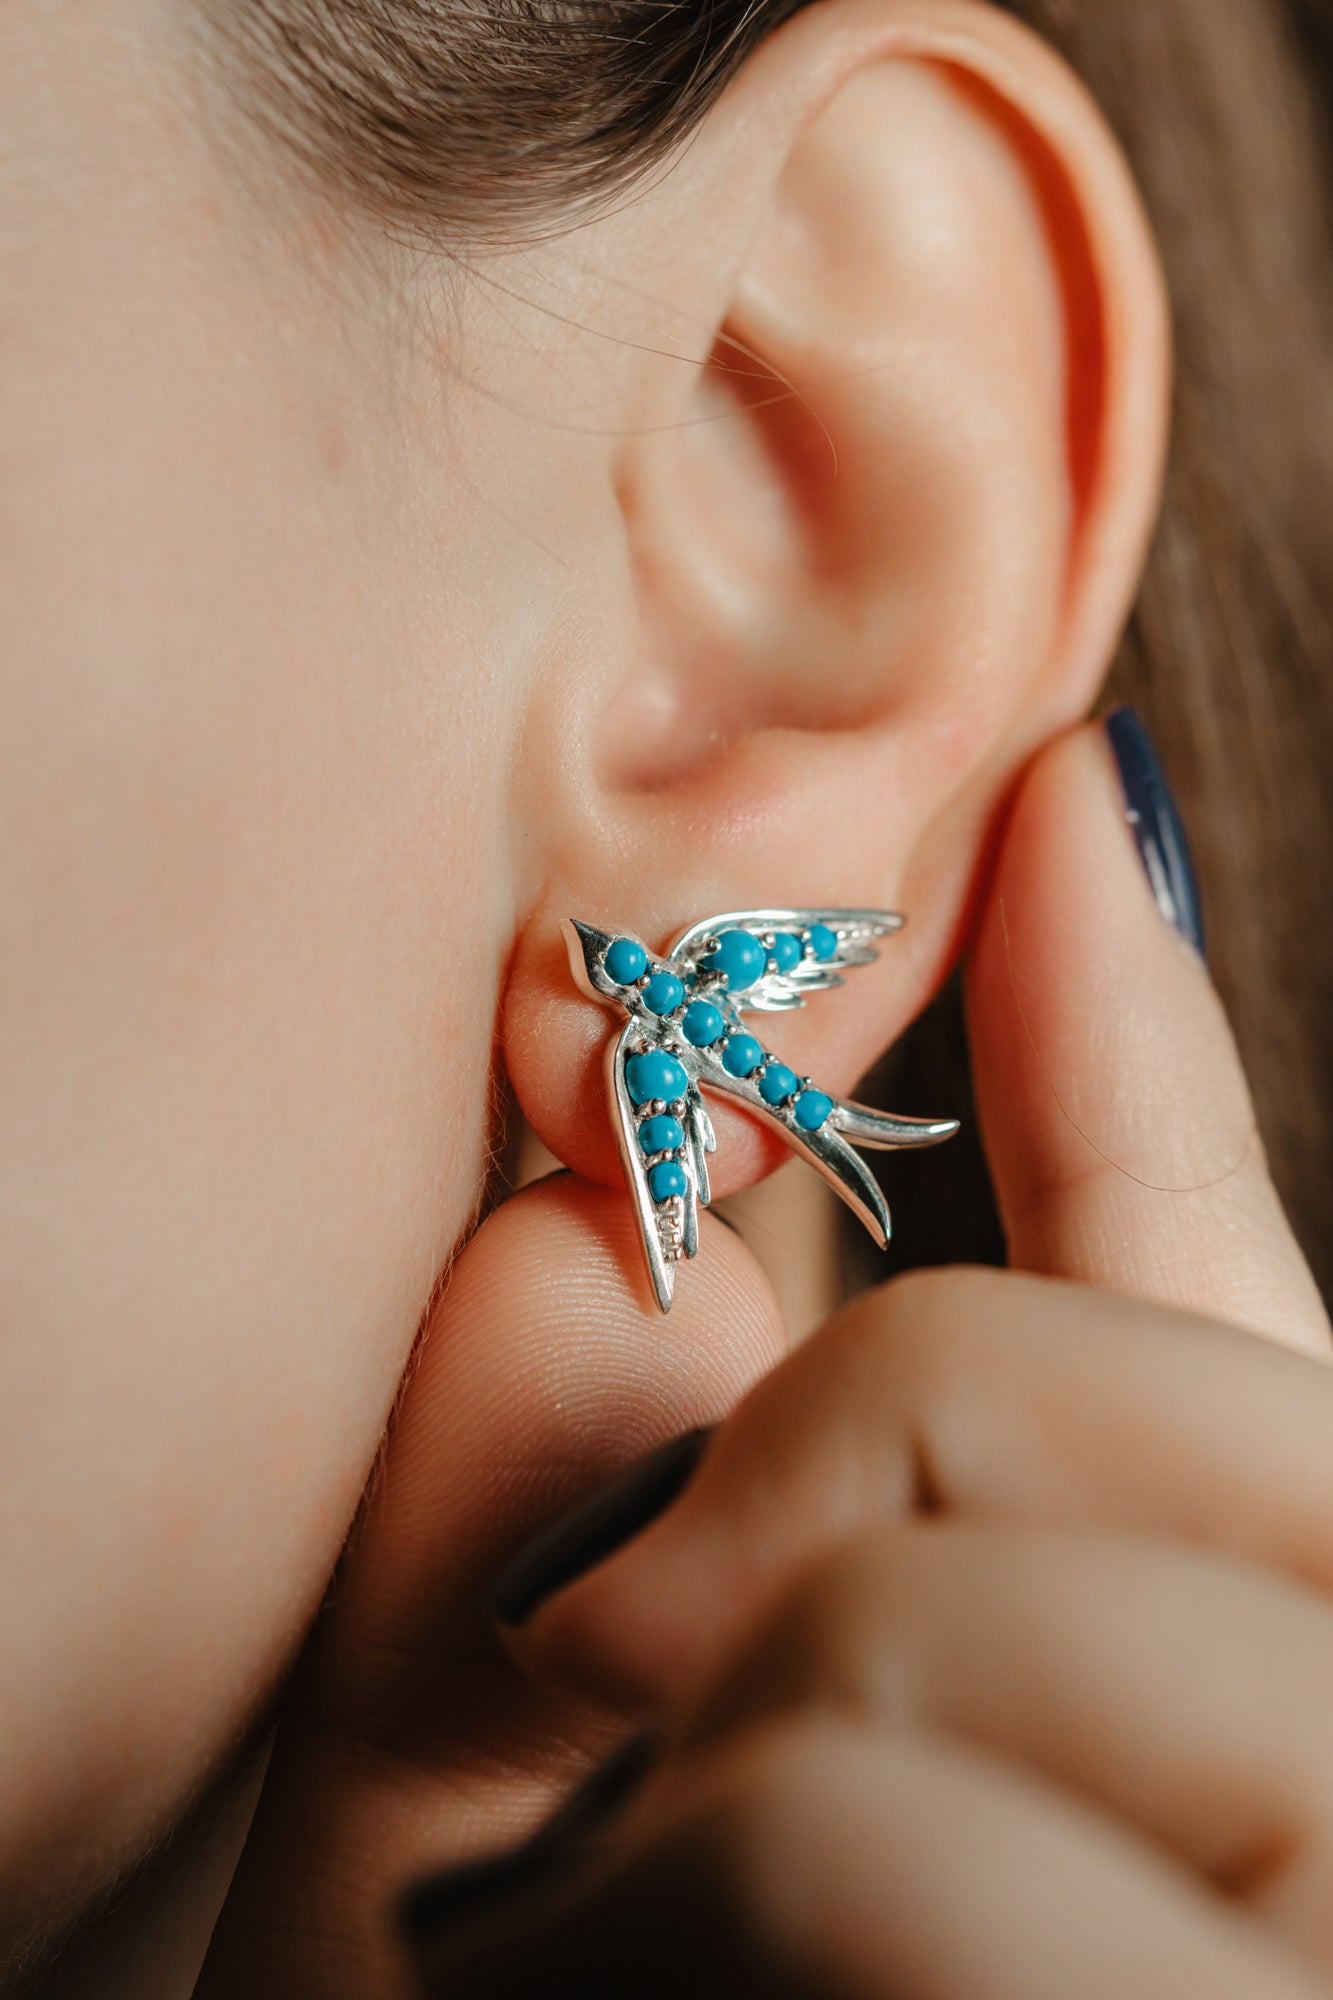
[205,0,810,238]
[208,0,1333,1297]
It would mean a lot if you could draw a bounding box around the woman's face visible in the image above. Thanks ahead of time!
[1,0,536,1901]
[0,0,1170,1936]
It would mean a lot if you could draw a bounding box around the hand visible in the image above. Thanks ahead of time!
[418,1510,1333,1997]
[199,725,1330,1997]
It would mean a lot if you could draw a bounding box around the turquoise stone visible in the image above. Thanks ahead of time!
[771,931,803,974]
[626,1049,688,1106]
[808,924,838,963]
[638,1113,684,1155]
[793,1088,833,1131]
[682,1000,725,1048]
[642,970,685,1016]
[605,936,647,985]
[703,928,767,992]
[648,1159,688,1203]
[722,1033,764,1078]
[758,1062,799,1105]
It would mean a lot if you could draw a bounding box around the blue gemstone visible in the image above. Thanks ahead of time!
[605,936,648,986]
[703,928,767,992]
[638,1113,684,1155]
[758,1062,799,1105]
[793,1088,833,1131]
[682,1000,726,1048]
[626,1049,688,1106]
[722,1033,764,1078]
[808,924,839,963]
[771,931,803,973]
[642,970,685,1016]
[648,1159,689,1203]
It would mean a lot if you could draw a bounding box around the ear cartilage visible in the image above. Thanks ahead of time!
[562,909,961,1314]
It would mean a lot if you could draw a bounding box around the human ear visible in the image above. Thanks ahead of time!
[501,0,1169,1196]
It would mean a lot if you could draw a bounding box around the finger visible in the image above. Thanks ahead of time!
[503,1267,1333,1709]
[197,1171,786,1997]
[407,1715,1324,2000]
[690,1522,1333,1976]
[966,722,1328,1353]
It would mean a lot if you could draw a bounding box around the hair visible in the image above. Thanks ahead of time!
[204,1,813,238]
[207,0,1333,1297]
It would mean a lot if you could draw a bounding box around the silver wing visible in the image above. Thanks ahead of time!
[686,1047,959,1253]
[666,908,904,1014]
[607,1021,716,1314]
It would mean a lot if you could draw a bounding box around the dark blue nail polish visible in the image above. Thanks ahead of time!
[399,1733,655,1944]
[1105,707,1206,960]
[488,1429,712,1627]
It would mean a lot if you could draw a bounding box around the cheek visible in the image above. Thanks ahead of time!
[0,55,515,1916]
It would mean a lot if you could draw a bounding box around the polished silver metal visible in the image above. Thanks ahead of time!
[564,909,960,1313]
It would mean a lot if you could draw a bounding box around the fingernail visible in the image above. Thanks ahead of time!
[488,1428,712,1627]
[399,1733,655,1945]
[1104,706,1206,959]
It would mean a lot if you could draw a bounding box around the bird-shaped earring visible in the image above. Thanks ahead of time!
[564,909,960,1312]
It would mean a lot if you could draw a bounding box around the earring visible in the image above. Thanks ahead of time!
[564,909,959,1312]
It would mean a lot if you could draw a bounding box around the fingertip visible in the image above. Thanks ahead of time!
[965,725,1326,1347]
[361,1174,787,1615]
[967,720,1213,1101]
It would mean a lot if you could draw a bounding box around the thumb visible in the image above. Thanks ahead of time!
[197,1173,786,1997]
[966,712,1328,1355]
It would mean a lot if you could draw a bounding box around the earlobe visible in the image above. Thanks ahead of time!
[504,0,1169,1203]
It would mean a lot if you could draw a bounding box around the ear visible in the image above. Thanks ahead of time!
[501,0,1169,1197]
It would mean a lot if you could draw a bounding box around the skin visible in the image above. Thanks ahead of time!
[3,0,1327,1991]
[206,731,1332,1997]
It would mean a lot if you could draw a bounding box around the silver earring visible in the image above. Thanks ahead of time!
[564,909,959,1312]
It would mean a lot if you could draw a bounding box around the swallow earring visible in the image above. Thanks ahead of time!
[564,909,960,1312]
